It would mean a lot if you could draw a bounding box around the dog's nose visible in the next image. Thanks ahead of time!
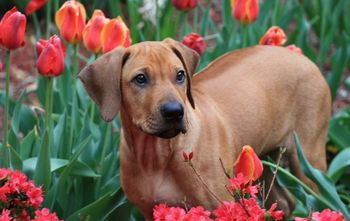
[160,101,184,122]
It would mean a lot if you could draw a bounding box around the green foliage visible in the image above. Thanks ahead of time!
[1,0,350,220]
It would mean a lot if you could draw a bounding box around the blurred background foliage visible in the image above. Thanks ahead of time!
[0,0,349,220]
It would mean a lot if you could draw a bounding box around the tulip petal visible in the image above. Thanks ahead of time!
[101,17,130,53]
[26,0,48,15]
[234,145,263,182]
[83,10,106,53]
[0,7,26,50]
[36,35,65,77]
[55,0,86,44]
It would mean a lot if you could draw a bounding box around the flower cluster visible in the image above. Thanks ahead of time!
[55,0,131,53]
[0,168,61,221]
[259,26,303,54]
[295,209,345,221]
[153,146,346,221]
[154,204,212,221]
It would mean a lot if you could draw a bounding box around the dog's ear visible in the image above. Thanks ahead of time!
[163,38,199,109]
[78,47,128,122]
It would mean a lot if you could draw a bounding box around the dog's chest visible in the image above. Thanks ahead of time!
[146,171,184,204]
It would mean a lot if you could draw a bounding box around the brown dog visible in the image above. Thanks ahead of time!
[79,38,331,220]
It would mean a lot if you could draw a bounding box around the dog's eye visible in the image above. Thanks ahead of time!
[133,74,148,86]
[176,70,185,84]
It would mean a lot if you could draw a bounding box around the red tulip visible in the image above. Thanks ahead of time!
[231,0,259,24]
[36,35,66,77]
[172,0,198,10]
[100,16,131,53]
[259,26,287,46]
[83,10,108,54]
[0,7,27,50]
[26,0,48,15]
[182,33,206,55]
[285,44,303,55]
[234,145,263,182]
[55,0,86,44]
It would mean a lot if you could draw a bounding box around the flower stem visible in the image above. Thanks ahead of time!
[67,44,80,154]
[242,24,249,47]
[189,162,222,204]
[45,77,54,138]
[1,51,11,168]
[263,147,286,205]
[45,0,52,39]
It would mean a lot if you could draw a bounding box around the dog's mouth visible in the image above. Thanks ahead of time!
[138,120,187,139]
[154,126,187,139]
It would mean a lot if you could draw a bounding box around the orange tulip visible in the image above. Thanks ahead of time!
[259,26,287,46]
[172,0,198,10]
[83,10,108,54]
[36,35,66,77]
[26,0,48,15]
[182,33,206,55]
[286,44,303,55]
[100,16,131,53]
[234,145,263,182]
[231,0,259,24]
[55,0,86,44]
[0,7,26,50]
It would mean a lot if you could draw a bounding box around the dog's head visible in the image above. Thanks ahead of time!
[79,38,200,139]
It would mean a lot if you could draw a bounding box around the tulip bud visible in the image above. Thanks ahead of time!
[55,0,86,44]
[83,10,108,54]
[101,16,131,53]
[259,26,287,46]
[172,0,198,10]
[0,7,27,50]
[26,0,48,15]
[285,44,303,55]
[36,35,66,77]
[183,151,193,162]
[182,33,206,55]
[234,145,263,182]
[231,0,259,24]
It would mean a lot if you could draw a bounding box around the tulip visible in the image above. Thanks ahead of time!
[83,10,108,54]
[172,0,198,10]
[182,33,206,55]
[101,16,131,53]
[55,0,86,44]
[234,145,263,182]
[0,7,27,50]
[231,0,259,24]
[285,44,303,55]
[26,0,48,15]
[259,26,287,46]
[36,35,66,77]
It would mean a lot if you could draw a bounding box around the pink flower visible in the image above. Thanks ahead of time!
[26,186,44,208]
[153,204,186,221]
[0,209,11,221]
[32,208,62,221]
[229,173,259,198]
[285,44,303,55]
[213,201,249,221]
[267,203,284,220]
[184,206,213,221]
[294,218,308,221]
[312,209,345,221]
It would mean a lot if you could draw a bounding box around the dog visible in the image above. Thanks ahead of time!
[78,38,331,220]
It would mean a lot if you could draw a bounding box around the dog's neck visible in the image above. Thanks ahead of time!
[119,108,177,173]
